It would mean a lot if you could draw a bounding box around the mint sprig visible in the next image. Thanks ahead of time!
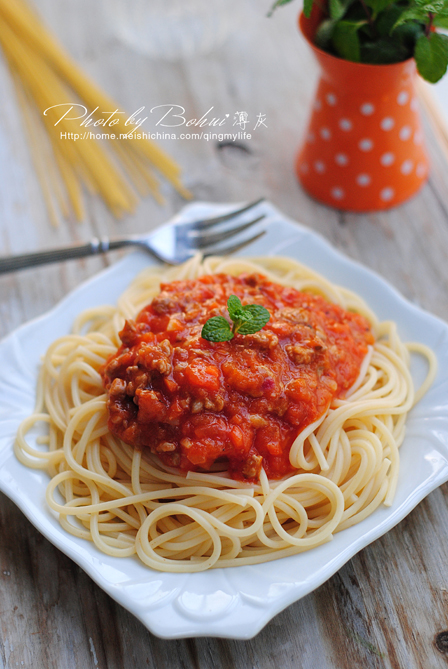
[199,316,234,342]
[415,31,448,82]
[201,295,270,342]
[269,0,448,83]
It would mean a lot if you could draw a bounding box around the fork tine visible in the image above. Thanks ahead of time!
[203,230,266,258]
[193,215,265,249]
[189,198,265,231]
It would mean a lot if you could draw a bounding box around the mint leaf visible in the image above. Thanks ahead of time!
[329,0,350,21]
[365,0,395,15]
[201,316,233,342]
[436,0,448,16]
[227,294,244,321]
[361,36,412,63]
[315,19,337,50]
[392,7,428,30]
[376,6,407,36]
[304,0,314,18]
[268,0,296,17]
[415,32,448,83]
[332,20,364,61]
[236,304,271,334]
[415,0,444,10]
[202,296,271,341]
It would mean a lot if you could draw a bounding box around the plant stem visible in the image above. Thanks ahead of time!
[359,0,375,33]
[425,12,434,38]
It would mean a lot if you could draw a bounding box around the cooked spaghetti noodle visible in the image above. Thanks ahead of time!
[14,256,436,572]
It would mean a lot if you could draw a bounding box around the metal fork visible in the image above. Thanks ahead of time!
[0,199,266,274]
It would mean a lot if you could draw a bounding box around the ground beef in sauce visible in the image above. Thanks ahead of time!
[102,273,374,481]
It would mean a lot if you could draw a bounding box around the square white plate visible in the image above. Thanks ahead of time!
[1,201,448,639]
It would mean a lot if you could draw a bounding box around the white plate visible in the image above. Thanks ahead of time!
[1,201,448,640]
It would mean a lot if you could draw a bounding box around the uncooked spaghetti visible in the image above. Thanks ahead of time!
[0,0,189,224]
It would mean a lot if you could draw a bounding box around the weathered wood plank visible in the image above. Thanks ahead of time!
[1,0,448,667]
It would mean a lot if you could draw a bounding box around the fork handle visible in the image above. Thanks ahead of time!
[0,238,136,274]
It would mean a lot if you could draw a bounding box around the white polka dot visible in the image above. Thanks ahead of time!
[397,91,409,106]
[380,117,395,131]
[307,131,315,143]
[326,93,337,106]
[356,173,371,186]
[380,187,394,201]
[414,130,424,145]
[410,97,419,112]
[335,153,349,166]
[416,162,427,178]
[331,187,345,200]
[314,160,326,174]
[399,125,412,141]
[339,118,353,131]
[320,127,332,141]
[300,162,309,174]
[359,138,374,152]
[400,160,413,175]
[380,152,395,166]
[360,103,375,116]
[314,99,322,111]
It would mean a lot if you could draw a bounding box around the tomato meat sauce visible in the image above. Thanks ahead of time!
[102,273,374,481]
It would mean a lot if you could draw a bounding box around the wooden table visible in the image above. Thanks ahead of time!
[1,1,448,667]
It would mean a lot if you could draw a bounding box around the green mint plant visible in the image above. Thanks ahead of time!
[201,295,270,342]
[269,0,448,82]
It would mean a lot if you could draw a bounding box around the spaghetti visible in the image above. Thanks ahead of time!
[15,256,436,572]
[0,0,190,224]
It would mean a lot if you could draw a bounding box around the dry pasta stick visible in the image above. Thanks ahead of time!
[0,19,138,218]
[0,0,190,222]
[0,0,187,187]
[11,71,62,228]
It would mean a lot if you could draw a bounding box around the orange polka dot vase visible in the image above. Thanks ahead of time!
[297,11,429,212]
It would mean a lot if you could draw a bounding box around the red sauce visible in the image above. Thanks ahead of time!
[102,273,374,481]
